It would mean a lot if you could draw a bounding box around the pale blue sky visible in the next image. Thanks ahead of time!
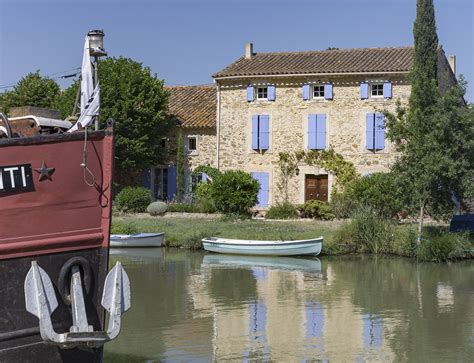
[1,0,473,101]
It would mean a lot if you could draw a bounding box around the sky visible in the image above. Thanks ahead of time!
[1,0,473,101]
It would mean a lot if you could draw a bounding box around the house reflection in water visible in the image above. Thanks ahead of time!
[188,256,396,361]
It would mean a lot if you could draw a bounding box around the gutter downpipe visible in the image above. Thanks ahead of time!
[215,80,221,171]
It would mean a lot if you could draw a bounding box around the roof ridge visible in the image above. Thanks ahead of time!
[165,84,214,88]
[251,46,413,57]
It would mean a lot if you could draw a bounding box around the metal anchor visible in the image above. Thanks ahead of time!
[24,261,131,348]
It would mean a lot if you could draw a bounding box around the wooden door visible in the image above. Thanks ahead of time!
[305,175,328,202]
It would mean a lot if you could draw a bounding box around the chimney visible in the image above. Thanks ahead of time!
[245,43,253,59]
[448,55,456,75]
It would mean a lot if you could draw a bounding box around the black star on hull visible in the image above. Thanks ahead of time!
[34,162,55,181]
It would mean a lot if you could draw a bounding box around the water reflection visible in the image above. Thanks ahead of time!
[104,252,474,362]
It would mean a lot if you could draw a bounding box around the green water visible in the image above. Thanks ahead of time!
[105,249,473,362]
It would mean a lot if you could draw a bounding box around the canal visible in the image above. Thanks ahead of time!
[105,249,473,362]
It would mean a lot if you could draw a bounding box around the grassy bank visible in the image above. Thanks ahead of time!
[112,214,473,261]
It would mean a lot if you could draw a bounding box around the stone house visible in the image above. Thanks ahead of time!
[144,44,457,207]
[143,85,217,201]
[212,44,457,208]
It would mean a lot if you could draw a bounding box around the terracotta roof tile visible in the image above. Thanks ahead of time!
[213,47,414,78]
[166,85,216,129]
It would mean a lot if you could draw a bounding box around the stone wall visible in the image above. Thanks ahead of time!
[217,74,411,207]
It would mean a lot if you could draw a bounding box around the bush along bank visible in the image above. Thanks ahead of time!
[331,206,473,261]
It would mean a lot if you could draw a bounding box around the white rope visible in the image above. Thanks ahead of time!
[81,127,96,187]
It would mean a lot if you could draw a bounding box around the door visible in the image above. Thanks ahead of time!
[305,175,328,202]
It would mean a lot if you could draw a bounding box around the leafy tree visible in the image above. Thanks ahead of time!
[0,71,60,113]
[176,130,186,201]
[384,0,474,242]
[345,173,403,218]
[54,80,79,119]
[58,57,172,186]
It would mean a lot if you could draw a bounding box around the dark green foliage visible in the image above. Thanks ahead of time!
[0,71,60,113]
[114,186,153,213]
[346,206,394,254]
[298,200,335,220]
[345,173,402,218]
[416,230,473,262]
[329,192,354,219]
[111,220,139,235]
[265,202,298,220]
[54,80,79,119]
[146,201,168,216]
[412,0,439,89]
[176,130,186,201]
[384,0,474,241]
[193,165,221,180]
[209,170,259,215]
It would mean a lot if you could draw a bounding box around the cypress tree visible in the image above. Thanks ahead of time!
[385,0,473,244]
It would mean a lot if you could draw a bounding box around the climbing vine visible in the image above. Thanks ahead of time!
[277,148,358,201]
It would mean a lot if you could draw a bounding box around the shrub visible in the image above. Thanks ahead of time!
[210,170,259,215]
[392,225,418,256]
[329,192,354,219]
[265,202,299,219]
[114,187,153,213]
[298,200,335,220]
[146,201,167,216]
[111,220,139,235]
[167,203,195,213]
[346,173,402,218]
[416,230,473,262]
[349,205,394,254]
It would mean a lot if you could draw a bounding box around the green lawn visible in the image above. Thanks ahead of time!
[112,215,346,252]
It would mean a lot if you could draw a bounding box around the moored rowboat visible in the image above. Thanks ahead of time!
[110,233,164,247]
[201,237,323,256]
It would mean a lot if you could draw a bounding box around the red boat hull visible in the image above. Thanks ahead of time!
[0,129,114,361]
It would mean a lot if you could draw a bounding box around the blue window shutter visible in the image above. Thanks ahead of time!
[324,84,333,100]
[366,113,375,150]
[247,86,254,102]
[375,113,385,150]
[303,84,310,100]
[360,83,369,99]
[316,114,327,149]
[167,165,177,200]
[308,114,317,150]
[259,115,270,150]
[267,85,276,101]
[251,115,259,150]
[383,82,392,99]
[202,173,208,182]
[141,168,151,189]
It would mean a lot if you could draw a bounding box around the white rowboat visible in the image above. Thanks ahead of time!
[110,233,164,248]
[201,236,323,256]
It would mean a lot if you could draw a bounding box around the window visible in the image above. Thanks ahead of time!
[371,83,384,97]
[313,85,325,99]
[251,115,270,151]
[160,137,167,148]
[189,173,207,193]
[186,136,197,153]
[153,167,168,200]
[256,87,268,100]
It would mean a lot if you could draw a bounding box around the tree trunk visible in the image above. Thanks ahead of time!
[417,202,425,246]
